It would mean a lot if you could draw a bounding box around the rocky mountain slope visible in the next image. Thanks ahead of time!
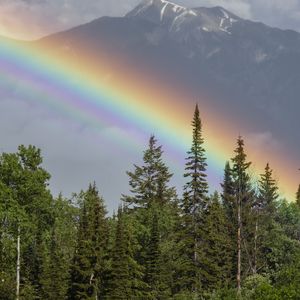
[34,0,300,154]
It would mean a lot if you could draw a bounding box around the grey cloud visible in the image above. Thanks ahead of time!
[1,0,300,209]
[176,0,300,31]
[0,0,141,39]
[0,93,143,212]
[0,78,185,211]
[1,0,300,40]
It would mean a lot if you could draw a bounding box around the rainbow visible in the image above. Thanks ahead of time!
[0,38,298,200]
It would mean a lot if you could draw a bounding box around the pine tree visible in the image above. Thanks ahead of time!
[296,185,300,207]
[69,184,108,299]
[178,104,209,293]
[107,207,148,299]
[231,136,255,294]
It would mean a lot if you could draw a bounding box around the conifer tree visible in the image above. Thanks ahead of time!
[41,228,68,299]
[107,207,148,299]
[37,193,78,299]
[258,163,279,216]
[179,104,208,293]
[122,135,179,297]
[122,135,176,208]
[231,137,255,293]
[69,184,108,299]
[198,192,233,291]
[145,211,160,298]
[221,162,237,285]
[296,185,300,207]
[183,104,209,211]
[222,162,235,217]
[256,163,279,273]
[69,201,91,299]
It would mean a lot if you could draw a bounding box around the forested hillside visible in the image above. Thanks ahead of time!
[1,105,300,299]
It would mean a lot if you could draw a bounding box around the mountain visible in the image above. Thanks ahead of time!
[32,0,300,157]
[127,0,240,35]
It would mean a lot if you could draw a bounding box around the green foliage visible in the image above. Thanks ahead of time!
[197,192,233,291]
[41,227,69,299]
[221,162,237,285]
[276,199,300,241]
[179,105,209,293]
[0,107,300,299]
[69,184,108,299]
[254,163,280,274]
[145,211,160,297]
[258,163,278,215]
[0,270,15,300]
[107,207,149,299]
[183,104,208,213]
[296,185,300,207]
[122,135,176,208]
[205,288,238,300]
[0,145,53,297]
[221,161,235,218]
[242,274,272,299]
[122,134,180,298]
[20,277,39,300]
[231,137,256,278]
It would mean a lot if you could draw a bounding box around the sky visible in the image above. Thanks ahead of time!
[1,0,300,40]
[0,0,299,211]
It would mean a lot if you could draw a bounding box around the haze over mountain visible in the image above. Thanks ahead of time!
[1,0,300,209]
[36,0,300,158]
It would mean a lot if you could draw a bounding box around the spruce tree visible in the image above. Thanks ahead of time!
[41,228,68,299]
[122,135,176,208]
[256,163,279,274]
[122,135,179,297]
[107,207,148,299]
[69,201,91,299]
[145,211,160,298]
[258,163,279,216]
[69,184,108,299]
[198,192,233,291]
[221,162,237,285]
[179,104,209,293]
[231,136,255,293]
[183,104,209,211]
[221,162,235,218]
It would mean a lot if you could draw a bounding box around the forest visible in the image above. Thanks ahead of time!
[1,105,300,300]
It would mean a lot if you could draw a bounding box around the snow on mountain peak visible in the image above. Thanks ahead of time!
[126,0,197,24]
[126,1,241,36]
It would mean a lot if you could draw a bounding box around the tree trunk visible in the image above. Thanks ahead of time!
[16,226,20,300]
[253,219,258,274]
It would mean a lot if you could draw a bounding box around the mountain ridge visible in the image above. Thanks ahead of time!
[3,0,300,162]
[126,0,241,35]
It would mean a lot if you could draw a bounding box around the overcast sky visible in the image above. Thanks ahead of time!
[1,0,299,211]
[1,0,300,40]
